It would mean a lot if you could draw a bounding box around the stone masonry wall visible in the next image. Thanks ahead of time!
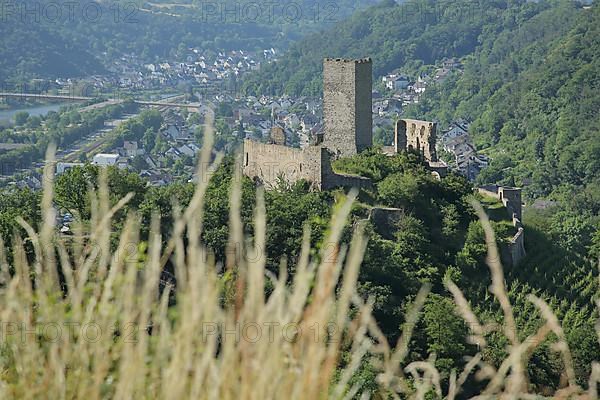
[477,185,526,266]
[243,140,318,189]
[509,228,526,267]
[323,58,372,158]
[498,187,523,221]
[394,118,438,162]
[318,147,372,190]
[243,139,371,190]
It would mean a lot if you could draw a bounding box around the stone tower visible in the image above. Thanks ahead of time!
[323,58,372,158]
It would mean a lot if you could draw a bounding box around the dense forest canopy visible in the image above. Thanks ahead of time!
[242,0,568,96]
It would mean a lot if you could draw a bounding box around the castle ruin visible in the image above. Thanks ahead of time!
[384,118,448,178]
[394,119,438,161]
[243,58,374,190]
[242,56,446,188]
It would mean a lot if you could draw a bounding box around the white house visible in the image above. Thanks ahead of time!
[92,153,119,167]
[385,75,410,90]
[442,122,470,142]
[411,81,427,94]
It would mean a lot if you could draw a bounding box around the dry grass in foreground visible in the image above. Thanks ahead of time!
[0,125,599,399]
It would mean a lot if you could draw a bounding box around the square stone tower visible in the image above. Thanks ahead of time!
[323,58,372,158]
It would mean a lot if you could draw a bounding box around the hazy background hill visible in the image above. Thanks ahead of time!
[0,0,380,83]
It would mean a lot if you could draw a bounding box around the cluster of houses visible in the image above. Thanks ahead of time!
[439,120,489,181]
[379,57,464,110]
[53,109,203,186]
[222,93,323,149]
[35,48,277,97]
[109,48,277,91]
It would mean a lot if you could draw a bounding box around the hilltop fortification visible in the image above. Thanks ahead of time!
[243,58,374,190]
[243,57,446,188]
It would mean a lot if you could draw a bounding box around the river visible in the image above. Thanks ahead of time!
[0,102,78,123]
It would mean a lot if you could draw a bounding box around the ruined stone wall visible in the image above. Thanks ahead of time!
[477,185,526,266]
[498,187,523,221]
[243,140,319,188]
[313,146,370,190]
[323,58,372,158]
[394,119,438,162]
[306,145,372,190]
[509,228,526,267]
[243,140,371,190]
[302,145,325,189]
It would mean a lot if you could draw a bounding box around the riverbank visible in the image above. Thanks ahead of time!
[0,102,79,124]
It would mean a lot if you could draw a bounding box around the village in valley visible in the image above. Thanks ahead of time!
[2,52,490,190]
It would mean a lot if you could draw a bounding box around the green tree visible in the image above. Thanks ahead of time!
[14,111,29,126]
[26,115,42,129]
[378,172,420,208]
[142,128,156,152]
[422,294,470,375]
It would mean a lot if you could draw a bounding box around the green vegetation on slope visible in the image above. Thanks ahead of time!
[3,147,598,390]
[410,1,600,271]
[413,1,598,201]
[242,0,561,96]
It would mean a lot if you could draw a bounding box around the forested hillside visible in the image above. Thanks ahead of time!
[0,0,378,83]
[0,2,273,83]
[0,21,106,81]
[242,0,563,96]
[409,1,600,270]
[414,2,599,201]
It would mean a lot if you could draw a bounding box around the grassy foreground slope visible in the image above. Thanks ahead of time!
[1,138,599,394]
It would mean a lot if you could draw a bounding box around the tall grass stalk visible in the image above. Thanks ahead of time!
[0,121,598,399]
